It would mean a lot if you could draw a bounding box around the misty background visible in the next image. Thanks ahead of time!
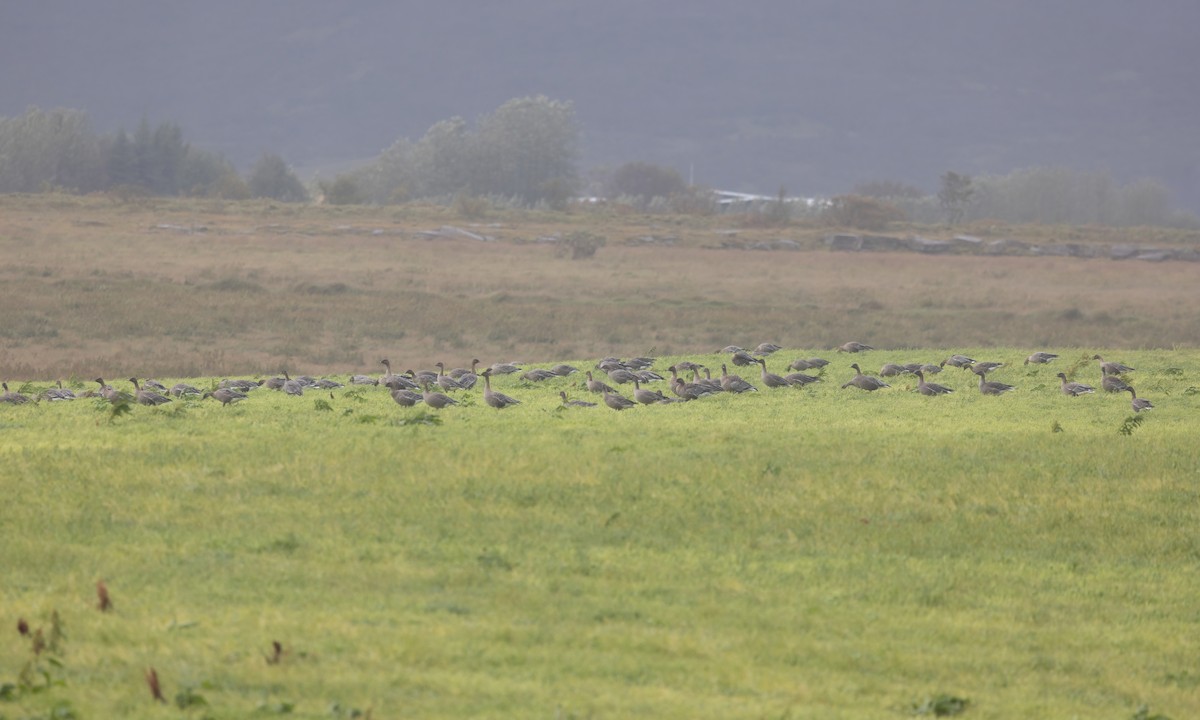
[2,1,1197,213]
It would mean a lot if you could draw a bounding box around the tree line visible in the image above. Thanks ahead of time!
[0,102,1195,228]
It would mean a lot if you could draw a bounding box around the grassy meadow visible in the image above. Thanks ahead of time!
[2,196,1199,719]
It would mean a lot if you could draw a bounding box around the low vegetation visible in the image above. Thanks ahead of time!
[1,197,1197,718]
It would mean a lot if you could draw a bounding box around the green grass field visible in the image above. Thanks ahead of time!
[2,348,1198,719]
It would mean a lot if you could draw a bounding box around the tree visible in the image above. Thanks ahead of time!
[472,96,580,203]
[319,175,364,205]
[938,171,974,225]
[247,153,308,202]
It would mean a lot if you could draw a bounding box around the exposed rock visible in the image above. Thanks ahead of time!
[1135,250,1173,262]
[983,238,1029,255]
[909,236,951,253]
[861,234,906,251]
[1109,244,1139,260]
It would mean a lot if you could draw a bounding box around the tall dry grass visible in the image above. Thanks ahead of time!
[1,194,1197,379]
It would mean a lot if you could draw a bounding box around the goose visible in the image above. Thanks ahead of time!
[788,358,814,371]
[596,358,626,372]
[480,369,521,409]
[44,380,76,401]
[632,379,661,405]
[918,363,943,375]
[203,388,247,406]
[350,374,379,385]
[1127,387,1153,412]
[1025,352,1059,365]
[559,391,596,408]
[634,369,664,383]
[488,362,522,375]
[281,372,304,397]
[602,388,637,411]
[448,359,480,379]
[754,342,782,356]
[141,378,169,392]
[262,374,286,390]
[972,361,1005,374]
[974,367,1015,395]
[383,372,418,391]
[730,350,757,367]
[521,368,557,382]
[421,383,458,409]
[672,360,703,374]
[1057,372,1095,396]
[692,369,724,394]
[841,364,889,392]
[1,382,31,404]
[757,358,791,389]
[607,368,639,384]
[719,345,744,354]
[94,378,130,404]
[879,363,908,377]
[379,358,401,386]
[435,362,466,392]
[803,357,831,369]
[784,370,821,386]
[130,378,172,405]
[312,378,344,389]
[914,370,954,396]
[549,364,579,377]
[170,383,203,397]
[837,342,873,353]
[1093,355,1135,375]
[667,367,714,399]
[720,364,757,393]
[220,379,259,391]
[585,371,615,394]
[1100,368,1131,393]
[942,354,976,369]
[390,388,423,407]
[408,368,438,385]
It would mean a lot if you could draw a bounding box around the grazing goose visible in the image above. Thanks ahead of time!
[879,363,908,377]
[837,342,873,353]
[914,370,954,396]
[170,383,203,397]
[480,369,521,409]
[44,380,76,401]
[408,368,438,385]
[585,371,615,394]
[488,362,523,375]
[281,372,304,397]
[974,368,1016,395]
[220,378,259,391]
[632,379,662,405]
[634,369,664,383]
[141,378,169,392]
[1093,355,1135,375]
[607,368,639,384]
[559,391,597,408]
[1100,368,1131,393]
[672,360,703,374]
[754,342,782,356]
[841,364,890,392]
[1057,372,1095,396]
[692,369,724,394]
[756,359,791,389]
[972,361,1005,374]
[350,373,379,385]
[784,370,821,386]
[720,364,758,393]
[262,374,286,390]
[625,357,657,371]
[390,388,423,407]
[602,388,637,411]
[1,382,31,404]
[521,368,557,382]
[720,345,744,354]
[942,354,976,369]
[203,388,247,406]
[130,378,172,405]
[803,357,831,369]
[1127,387,1153,412]
[549,363,580,377]
[435,362,466,392]
[1025,352,1059,365]
[453,362,479,389]
[918,363,943,375]
[421,383,458,409]
[730,349,758,367]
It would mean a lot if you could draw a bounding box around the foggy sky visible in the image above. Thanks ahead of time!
[2,0,1197,210]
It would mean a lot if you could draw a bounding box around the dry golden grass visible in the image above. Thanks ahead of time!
[1,193,1197,379]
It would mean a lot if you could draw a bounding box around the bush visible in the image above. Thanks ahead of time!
[557,231,606,259]
[824,194,907,230]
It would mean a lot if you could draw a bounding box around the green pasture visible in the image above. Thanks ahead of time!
[2,349,1198,719]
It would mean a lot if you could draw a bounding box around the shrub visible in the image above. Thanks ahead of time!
[824,194,907,230]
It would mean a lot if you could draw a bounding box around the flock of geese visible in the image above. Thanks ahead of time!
[0,342,1154,414]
